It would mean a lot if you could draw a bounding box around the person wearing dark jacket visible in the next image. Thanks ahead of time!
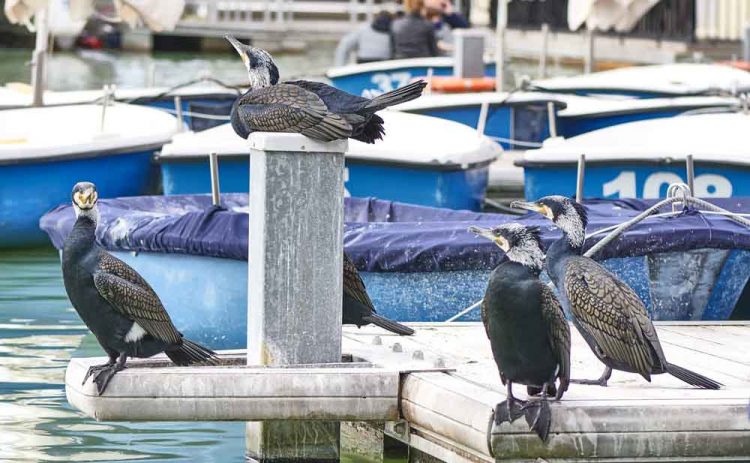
[335,11,393,66]
[391,0,438,59]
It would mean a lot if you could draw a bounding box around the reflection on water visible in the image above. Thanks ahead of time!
[0,46,337,92]
[0,249,246,462]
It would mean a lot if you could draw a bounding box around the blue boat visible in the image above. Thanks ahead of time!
[393,92,739,145]
[1,103,179,248]
[0,82,239,131]
[531,63,750,98]
[326,58,496,97]
[158,111,501,211]
[393,92,567,150]
[555,94,739,138]
[520,112,750,200]
[40,194,750,349]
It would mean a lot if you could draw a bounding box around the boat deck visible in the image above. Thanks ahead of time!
[65,322,750,462]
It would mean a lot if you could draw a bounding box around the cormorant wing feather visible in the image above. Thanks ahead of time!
[343,253,376,312]
[284,79,370,113]
[564,256,657,377]
[98,252,154,291]
[93,272,181,345]
[539,283,571,397]
[236,84,352,141]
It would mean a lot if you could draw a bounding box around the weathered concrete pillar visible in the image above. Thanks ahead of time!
[246,132,346,462]
[247,132,345,366]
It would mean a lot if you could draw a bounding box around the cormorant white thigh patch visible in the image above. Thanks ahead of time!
[125,322,147,342]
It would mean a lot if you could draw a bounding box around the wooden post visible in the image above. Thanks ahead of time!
[246,132,346,462]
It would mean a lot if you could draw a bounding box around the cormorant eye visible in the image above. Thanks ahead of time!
[493,229,502,237]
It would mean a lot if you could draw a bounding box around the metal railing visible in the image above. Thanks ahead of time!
[175,0,399,36]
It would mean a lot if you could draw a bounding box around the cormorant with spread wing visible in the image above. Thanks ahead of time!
[344,253,414,335]
[512,196,721,390]
[226,35,426,143]
[62,182,218,395]
[470,224,570,442]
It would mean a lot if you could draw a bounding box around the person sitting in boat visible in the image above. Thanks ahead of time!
[334,11,394,66]
[391,0,439,59]
[424,0,469,55]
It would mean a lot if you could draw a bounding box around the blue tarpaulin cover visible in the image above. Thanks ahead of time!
[40,194,750,272]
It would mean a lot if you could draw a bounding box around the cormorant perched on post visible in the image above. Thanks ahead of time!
[470,224,570,442]
[226,35,427,143]
[343,253,414,335]
[62,182,218,395]
[512,196,722,390]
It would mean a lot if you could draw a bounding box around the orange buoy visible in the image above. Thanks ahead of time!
[719,61,750,72]
[418,76,496,93]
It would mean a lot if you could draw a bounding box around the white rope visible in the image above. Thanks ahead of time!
[156,107,231,121]
[445,299,483,322]
[487,136,544,148]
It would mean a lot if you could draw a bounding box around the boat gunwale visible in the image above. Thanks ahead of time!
[0,142,164,166]
[156,151,496,172]
[516,157,750,169]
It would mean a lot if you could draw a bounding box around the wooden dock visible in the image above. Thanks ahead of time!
[66,321,750,461]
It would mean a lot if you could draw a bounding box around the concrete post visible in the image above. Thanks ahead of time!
[744,25,750,62]
[247,132,345,365]
[246,132,346,462]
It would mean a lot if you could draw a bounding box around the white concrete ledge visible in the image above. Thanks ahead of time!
[248,132,348,153]
[65,354,398,422]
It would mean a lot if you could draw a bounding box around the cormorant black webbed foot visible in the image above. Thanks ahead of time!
[82,360,115,386]
[571,366,612,387]
[522,397,551,442]
[494,382,526,425]
[494,398,526,425]
[91,353,127,395]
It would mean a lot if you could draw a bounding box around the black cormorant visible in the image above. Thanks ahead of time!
[512,196,722,389]
[226,35,427,143]
[62,182,218,395]
[470,224,570,441]
[343,253,414,335]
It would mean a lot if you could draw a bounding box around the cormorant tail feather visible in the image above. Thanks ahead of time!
[666,362,722,389]
[363,314,415,335]
[166,339,219,366]
[354,113,385,144]
[365,80,427,111]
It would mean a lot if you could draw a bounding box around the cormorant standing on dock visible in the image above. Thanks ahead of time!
[344,253,414,335]
[512,196,722,390]
[62,182,218,395]
[470,224,570,442]
[226,35,427,143]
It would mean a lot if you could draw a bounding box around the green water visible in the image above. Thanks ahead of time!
[1,248,405,462]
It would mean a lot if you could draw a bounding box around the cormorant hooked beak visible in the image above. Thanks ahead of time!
[225,34,253,69]
[72,182,98,210]
[469,225,510,252]
[511,200,553,219]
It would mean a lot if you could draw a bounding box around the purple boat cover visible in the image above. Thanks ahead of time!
[40,194,750,272]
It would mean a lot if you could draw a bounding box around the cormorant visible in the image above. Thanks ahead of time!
[470,224,570,442]
[226,35,427,143]
[512,196,722,390]
[62,182,218,395]
[343,253,414,335]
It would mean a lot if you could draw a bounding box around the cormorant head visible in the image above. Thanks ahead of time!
[225,35,279,89]
[71,181,99,221]
[469,223,545,272]
[511,196,588,249]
